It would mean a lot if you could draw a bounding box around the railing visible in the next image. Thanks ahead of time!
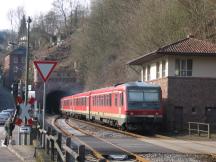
[35,125,85,162]
[188,122,210,139]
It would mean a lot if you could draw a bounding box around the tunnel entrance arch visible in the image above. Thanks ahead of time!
[46,90,68,114]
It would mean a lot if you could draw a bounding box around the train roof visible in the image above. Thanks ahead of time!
[121,81,160,88]
[61,81,160,100]
[91,81,160,93]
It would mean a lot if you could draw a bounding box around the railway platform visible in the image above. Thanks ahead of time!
[7,145,35,162]
[0,126,36,162]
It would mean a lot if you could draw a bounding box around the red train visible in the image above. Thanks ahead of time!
[60,81,163,130]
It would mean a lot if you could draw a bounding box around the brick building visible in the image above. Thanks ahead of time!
[3,46,26,88]
[128,35,216,131]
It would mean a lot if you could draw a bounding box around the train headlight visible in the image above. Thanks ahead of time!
[155,112,159,116]
[130,112,134,115]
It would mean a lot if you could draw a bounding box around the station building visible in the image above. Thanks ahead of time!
[128,35,216,131]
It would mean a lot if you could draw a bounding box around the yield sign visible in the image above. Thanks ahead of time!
[33,61,57,82]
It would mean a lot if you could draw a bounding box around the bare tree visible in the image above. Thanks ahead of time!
[7,6,25,32]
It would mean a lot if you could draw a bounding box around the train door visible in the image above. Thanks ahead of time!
[115,92,121,117]
[118,93,121,117]
[87,96,90,120]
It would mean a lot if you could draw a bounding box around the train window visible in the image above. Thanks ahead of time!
[104,95,106,106]
[120,93,124,106]
[144,90,159,102]
[96,96,98,106]
[128,90,144,102]
[105,95,108,106]
[109,94,112,106]
[94,96,96,106]
[100,95,102,106]
[115,94,118,106]
[101,95,103,106]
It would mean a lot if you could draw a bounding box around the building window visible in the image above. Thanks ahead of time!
[175,59,192,76]
[162,60,166,77]
[13,57,18,63]
[192,107,196,115]
[147,65,150,81]
[13,67,18,73]
[22,57,25,63]
[156,62,160,79]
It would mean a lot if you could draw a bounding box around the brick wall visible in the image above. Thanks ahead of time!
[168,77,216,130]
[149,77,216,131]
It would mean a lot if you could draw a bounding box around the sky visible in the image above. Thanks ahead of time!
[0,0,90,31]
[0,0,54,30]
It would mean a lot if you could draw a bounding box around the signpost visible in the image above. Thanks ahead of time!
[33,61,57,147]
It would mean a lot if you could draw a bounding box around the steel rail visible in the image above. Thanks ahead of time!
[53,118,107,161]
[65,119,149,162]
[69,118,172,140]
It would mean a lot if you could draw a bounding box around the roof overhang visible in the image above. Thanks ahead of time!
[127,51,161,66]
[127,51,216,66]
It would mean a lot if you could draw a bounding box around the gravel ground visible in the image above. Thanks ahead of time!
[68,118,128,138]
[141,153,216,162]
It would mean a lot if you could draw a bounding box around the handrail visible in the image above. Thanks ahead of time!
[35,125,85,162]
[188,122,210,139]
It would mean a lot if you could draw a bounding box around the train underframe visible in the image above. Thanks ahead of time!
[62,111,162,132]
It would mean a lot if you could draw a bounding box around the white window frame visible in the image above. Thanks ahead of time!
[162,60,166,77]
[147,65,150,81]
[175,59,192,76]
[156,62,160,79]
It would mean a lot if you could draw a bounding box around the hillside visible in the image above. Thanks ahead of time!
[31,0,216,90]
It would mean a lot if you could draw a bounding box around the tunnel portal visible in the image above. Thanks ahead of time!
[46,90,68,114]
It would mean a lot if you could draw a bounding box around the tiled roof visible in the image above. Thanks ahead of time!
[158,37,216,54]
[11,46,26,55]
[128,36,216,65]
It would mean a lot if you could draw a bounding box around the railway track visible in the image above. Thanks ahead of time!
[51,116,216,162]
[54,117,150,161]
[66,117,170,140]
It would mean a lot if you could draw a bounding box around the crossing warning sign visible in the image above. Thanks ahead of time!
[33,61,57,82]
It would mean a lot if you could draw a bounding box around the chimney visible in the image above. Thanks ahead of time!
[187,33,194,38]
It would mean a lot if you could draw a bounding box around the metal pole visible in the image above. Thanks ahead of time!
[25,16,32,105]
[42,82,46,147]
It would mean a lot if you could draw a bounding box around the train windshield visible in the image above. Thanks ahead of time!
[127,89,160,109]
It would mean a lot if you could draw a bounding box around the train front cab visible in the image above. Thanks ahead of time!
[123,85,163,131]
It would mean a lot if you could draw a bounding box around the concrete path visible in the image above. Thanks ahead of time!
[0,126,36,162]
[0,147,22,162]
[140,138,216,154]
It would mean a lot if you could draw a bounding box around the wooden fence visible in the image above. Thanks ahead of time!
[35,125,85,162]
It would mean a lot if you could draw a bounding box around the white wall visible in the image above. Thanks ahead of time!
[168,56,216,78]
[141,56,168,81]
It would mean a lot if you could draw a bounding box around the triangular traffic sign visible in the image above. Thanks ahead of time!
[33,61,57,82]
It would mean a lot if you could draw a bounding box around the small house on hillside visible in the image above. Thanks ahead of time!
[128,35,216,131]
[3,46,26,88]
